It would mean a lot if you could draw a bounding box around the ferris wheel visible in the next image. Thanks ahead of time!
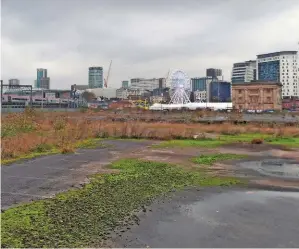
[168,69,191,104]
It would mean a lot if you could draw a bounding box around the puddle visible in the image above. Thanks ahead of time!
[239,159,299,179]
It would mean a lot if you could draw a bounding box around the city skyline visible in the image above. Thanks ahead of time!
[2,0,299,89]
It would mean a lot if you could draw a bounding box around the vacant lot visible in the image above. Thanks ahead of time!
[1,109,299,164]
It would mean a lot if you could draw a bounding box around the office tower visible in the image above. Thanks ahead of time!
[36,68,47,88]
[257,51,298,97]
[88,67,103,88]
[206,68,222,79]
[231,60,256,84]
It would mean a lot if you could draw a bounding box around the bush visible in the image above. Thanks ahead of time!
[251,138,263,144]
[33,143,53,153]
[53,117,66,131]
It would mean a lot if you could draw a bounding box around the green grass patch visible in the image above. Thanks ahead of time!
[154,134,299,148]
[219,133,271,142]
[1,149,59,165]
[192,153,247,166]
[1,121,36,138]
[265,137,299,147]
[74,138,105,149]
[1,159,241,248]
[153,139,227,148]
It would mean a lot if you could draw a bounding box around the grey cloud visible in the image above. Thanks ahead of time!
[1,0,299,88]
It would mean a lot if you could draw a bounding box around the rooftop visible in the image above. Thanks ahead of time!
[257,51,297,59]
[232,81,283,86]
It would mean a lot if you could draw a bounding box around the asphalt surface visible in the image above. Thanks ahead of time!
[2,140,299,247]
[115,187,299,248]
[238,158,299,180]
[1,140,153,209]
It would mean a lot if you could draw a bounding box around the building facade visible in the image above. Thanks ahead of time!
[209,81,231,102]
[88,67,103,88]
[194,91,207,102]
[36,68,47,88]
[122,80,129,88]
[232,81,282,111]
[231,60,256,84]
[8,79,20,87]
[191,77,214,102]
[40,77,50,89]
[116,87,144,99]
[206,68,222,79]
[257,51,298,97]
[158,78,166,89]
[130,78,160,91]
[191,77,213,91]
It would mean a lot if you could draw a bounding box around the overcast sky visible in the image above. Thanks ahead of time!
[1,0,299,89]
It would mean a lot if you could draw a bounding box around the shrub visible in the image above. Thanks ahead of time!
[251,138,263,144]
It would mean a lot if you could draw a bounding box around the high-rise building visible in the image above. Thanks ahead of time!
[158,78,166,89]
[191,77,214,102]
[88,67,103,89]
[191,77,213,92]
[36,68,47,88]
[8,79,20,87]
[257,51,298,97]
[231,60,256,84]
[206,68,222,79]
[40,77,50,89]
[122,80,129,88]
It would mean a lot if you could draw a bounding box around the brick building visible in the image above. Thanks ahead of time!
[232,81,282,111]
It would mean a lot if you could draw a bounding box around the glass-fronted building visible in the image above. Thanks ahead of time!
[36,68,47,88]
[206,68,222,79]
[231,60,256,84]
[88,67,103,89]
[191,77,213,92]
[209,81,231,102]
[122,80,129,88]
[258,60,280,82]
[256,51,298,97]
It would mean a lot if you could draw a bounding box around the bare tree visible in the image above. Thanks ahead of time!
[82,91,96,102]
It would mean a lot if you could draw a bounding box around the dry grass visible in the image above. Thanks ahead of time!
[1,110,299,161]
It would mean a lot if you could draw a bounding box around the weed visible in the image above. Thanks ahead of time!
[153,139,227,148]
[60,145,74,154]
[1,159,241,248]
[53,117,66,131]
[33,143,54,153]
[2,112,299,161]
[192,153,247,166]
[75,138,104,149]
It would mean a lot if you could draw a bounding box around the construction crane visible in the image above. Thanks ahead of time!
[104,60,112,88]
